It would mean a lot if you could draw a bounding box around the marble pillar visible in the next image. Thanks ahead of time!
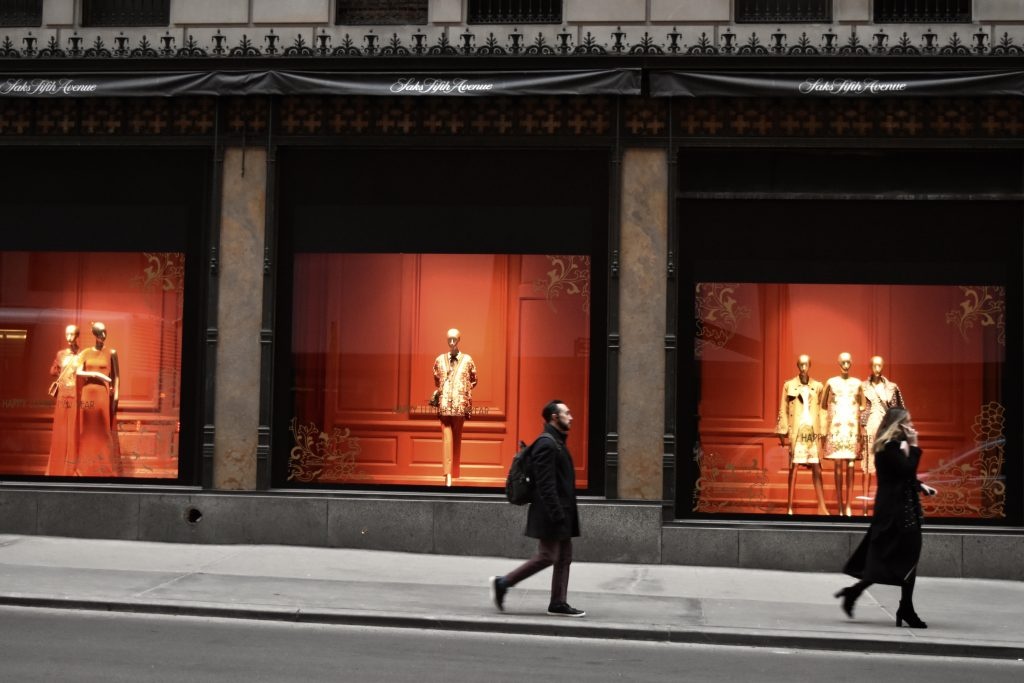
[213,147,266,490]
[617,148,668,500]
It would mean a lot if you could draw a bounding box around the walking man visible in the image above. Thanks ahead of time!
[490,400,584,617]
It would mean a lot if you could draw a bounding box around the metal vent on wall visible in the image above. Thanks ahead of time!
[0,0,41,27]
[875,0,971,23]
[335,0,428,25]
[468,0,562,24]
[735,0,831,23]
[82,0,170,27]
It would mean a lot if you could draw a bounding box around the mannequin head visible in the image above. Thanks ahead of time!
[796,354,811,380]
[837,352,852,377]
[446,328,461,355]
[64,324,79,347]
[91,322,107,348]
[870,355,884,379]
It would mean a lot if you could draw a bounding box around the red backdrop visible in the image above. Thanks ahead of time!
[289,253,591,488]
[0,251,184,477]
[696,283,1005,518]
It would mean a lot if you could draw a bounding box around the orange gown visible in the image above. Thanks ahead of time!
[75,347,122,477]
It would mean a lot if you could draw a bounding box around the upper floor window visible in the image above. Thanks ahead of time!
[468,0,563,24]
[874,0,971,23]
[335,0,428,25]
[735,0,831,23]
[82,0,170,27]
[0,0,42,27]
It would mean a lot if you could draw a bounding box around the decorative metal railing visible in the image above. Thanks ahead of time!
[735,0,831,23]
[82,0,170,27]
[468,0,562,24]
[0,24,1017,59]
[0,0,41,27]
[874,0,971,23]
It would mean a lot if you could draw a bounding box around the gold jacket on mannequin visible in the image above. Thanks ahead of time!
[776,375,825,465]
[432,351,478,417]
[432,328,478,486]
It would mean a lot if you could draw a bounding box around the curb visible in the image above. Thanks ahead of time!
[1,595,1022,661]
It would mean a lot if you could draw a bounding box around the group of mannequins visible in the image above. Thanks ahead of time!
[46,322,121,477]
[776,352,905,516]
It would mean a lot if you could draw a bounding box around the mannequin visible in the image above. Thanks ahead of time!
[75,322,121,477]
[775,354,829,515]
[860,355,905,513]
[45,324,81,476]
[432,328,477,487]
[821,352,864,517]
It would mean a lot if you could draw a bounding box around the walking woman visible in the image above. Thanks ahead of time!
[834,407,937,628]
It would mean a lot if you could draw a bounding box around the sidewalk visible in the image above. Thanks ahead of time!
[0,534,1021,660]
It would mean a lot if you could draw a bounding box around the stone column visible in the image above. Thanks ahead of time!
[617,148,668,499]
[213,147,266,490]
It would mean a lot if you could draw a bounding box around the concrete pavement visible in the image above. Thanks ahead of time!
[0,534,1021,660]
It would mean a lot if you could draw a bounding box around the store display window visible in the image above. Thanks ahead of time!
[276,148,607,491]
[693,282,1007,519]
[0,148,206,482]
[0,251,184,478]
[287,252,591,488]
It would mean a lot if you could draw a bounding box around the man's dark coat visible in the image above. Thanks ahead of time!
[525,423,580,540]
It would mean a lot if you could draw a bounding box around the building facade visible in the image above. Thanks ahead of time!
[0,1,1021,579]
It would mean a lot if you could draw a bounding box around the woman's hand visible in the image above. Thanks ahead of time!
[920,483,938,497]
[903,424,919,447]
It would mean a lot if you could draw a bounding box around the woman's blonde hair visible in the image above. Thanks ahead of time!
[873,407,911,453]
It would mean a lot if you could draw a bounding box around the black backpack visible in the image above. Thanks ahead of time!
[505,434,553,505]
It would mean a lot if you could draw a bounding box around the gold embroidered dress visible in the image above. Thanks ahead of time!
[822,376,863,461]
[45,347,80,476]
[861,376,905,474]
[433,352,477,418]
[775,376,824,465]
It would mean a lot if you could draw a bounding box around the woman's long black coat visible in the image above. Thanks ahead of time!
[525,424,580,540]
[844,439,924,585]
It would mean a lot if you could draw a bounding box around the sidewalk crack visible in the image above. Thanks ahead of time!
[132,547,249,599]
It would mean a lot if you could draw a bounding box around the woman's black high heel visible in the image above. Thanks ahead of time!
[833,587,856,618]
[895,602,927,628]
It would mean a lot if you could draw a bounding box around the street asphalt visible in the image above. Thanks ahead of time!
[0,534,1020,660]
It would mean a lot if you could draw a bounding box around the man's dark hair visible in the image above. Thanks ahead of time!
[542,400,565,422]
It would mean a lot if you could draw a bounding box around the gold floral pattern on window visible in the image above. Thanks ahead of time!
[946,286,1005,346]
[922,402,1006,519]
[288,418,361,483]
[535,255,590,313]
[695,283,750,357]
[132,252,186,291]
[692,448,770,513]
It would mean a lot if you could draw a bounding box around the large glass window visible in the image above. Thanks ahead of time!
[288,253,590,487]
[0,148,205,482]
[0,252,184,477]
[693,282,1006,519]
[275,148,607,491]
[677,147,1022,523]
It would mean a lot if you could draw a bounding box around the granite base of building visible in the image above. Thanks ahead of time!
[662,523,1024,581]
[0,489,1020,580]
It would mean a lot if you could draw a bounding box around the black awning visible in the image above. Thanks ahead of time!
[650,70,1024,97]
[0,68,640,98]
